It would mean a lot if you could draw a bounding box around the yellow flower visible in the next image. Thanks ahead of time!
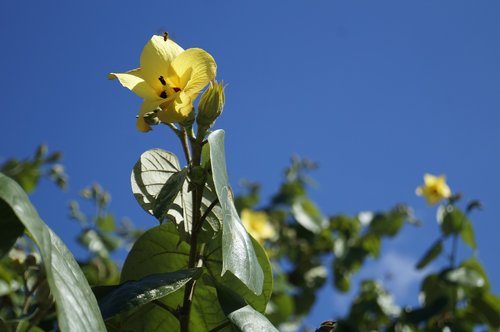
[416,174,452,205]
[241,209,276,244]
[109,35,217,132]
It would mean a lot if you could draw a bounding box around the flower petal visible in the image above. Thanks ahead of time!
[166,48,216,97]
[109,69,158,100]
[140,36,184,92]
[157,91,192,123]
[136,98,165,132]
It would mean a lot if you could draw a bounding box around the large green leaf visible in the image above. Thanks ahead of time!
[0,173,106,331]
[131,149,221,238]
[208,130,264,295]
[114,224,229,331]
[113,223,272,331]
[96,268,202,320]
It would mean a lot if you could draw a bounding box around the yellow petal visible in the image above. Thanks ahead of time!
[157,91,192,123]
[136,98,165,132]
[109,69,158,100]
[140,36,184,93]
[166,48,216,97]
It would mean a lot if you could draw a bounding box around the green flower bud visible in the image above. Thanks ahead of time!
[196,80,225,129]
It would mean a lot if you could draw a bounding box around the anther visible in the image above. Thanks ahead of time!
[158,76,167,86]
[173,87,181,92]
[163,32,169,41]
[160,91,167,99]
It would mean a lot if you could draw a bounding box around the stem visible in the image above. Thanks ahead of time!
[180,128,192,165]
[179,133,205,332]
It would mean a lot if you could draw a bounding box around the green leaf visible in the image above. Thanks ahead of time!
[208,130,264,295]
[0,173,106,331]
[153,168,187,220]
[96,268,202,320]
[0,200,25,258]
[216,282,278,331]
[443,266,485,288]
[471,293,500,328]
[416,239,443,270]
[115,223,231,331]
[440,206,467,236]
[205,234,273,312]
[131,149,222,239]
[460,219,477,249]
[96,213,115,232]
[227,305,279,331]
[291,198,327,233]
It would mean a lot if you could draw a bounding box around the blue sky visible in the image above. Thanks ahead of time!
[1,0,499,328]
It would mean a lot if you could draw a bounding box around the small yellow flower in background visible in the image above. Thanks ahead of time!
[416,173,452,205]
[109,35,217,132]
[241,209,276,244]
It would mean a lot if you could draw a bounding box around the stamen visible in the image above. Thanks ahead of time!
[158,76,167,86]
[163,32,169,41]
[160,91,167,99]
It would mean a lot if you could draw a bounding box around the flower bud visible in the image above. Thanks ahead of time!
[196,80,225,129]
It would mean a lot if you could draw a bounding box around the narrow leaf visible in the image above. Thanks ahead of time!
[216,283,278,332]
[0,173,106,332]
[97,268,202,320]
[208,130,264,295]
[153,168,187,220]
[228,306,279,331]
[460,220,477,249]
[416,239,443,270]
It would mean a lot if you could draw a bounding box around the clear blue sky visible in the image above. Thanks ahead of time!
[1,0,499,328]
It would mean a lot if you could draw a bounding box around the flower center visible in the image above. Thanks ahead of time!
[158,76,181,98]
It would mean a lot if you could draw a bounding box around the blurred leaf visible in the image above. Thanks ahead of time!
[441,206,467,236]
[403,297,448,324]
[443,267,485,288]
[0,173,105,331]
[96,268,202,320]
[153,168,187,221]
[96,213,115,232]
[416,239,443,270]
[208,130,264,295]
[466,200,483,213]
[267,292,295,325]
[461,258,490,291]
[460,220,477,250]
[78,229,108,257]
[470,293,500,328]
[292,198,327,233]
[369,207,407,237]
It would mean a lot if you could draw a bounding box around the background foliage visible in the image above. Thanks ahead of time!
[1,146,499,331]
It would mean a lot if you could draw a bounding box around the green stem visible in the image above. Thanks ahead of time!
[180,135,205,332]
